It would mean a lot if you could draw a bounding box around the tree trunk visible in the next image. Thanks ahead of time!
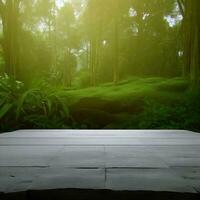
[181,0,200,84]
[90,37,97,86]
[1,0,20,79]
[113,1,119,84]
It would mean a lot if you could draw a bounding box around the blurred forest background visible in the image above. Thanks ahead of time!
[0,0,199,132]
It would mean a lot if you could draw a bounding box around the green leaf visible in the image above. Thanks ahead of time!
[61,102,70,118]
[47,99,52,113]
[16,88,40,119]
[0,103,12,119]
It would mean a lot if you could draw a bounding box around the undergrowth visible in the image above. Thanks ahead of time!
[0,75,71,132]
[0,75,199,132]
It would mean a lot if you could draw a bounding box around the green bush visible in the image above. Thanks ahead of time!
[0,74,24,131]
[0,76,71,132]
[114,88,200,132]
[138,101,187,129]
[156,79,189,92]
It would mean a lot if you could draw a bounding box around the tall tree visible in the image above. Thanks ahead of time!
[0,0,21,79]
[82,0,103,86]
[112,0,120,84]
[57,2,78,86]
[178,0,200,84]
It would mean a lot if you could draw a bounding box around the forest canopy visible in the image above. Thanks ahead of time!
[0,0,199,132]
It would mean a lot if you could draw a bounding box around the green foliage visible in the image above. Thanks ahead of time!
[156,79,189,92]
[0,76,71,132]
[0,74,23,131]
[137,101,188,129]
[67,77,200,132]
[0,74,23,118]
[17,81,71,129]
[137,89,200,131]
[0,76,199,132]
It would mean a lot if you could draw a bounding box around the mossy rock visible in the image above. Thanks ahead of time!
[156,80,189,92]
[71,97,144,115]
[71,108,117,128]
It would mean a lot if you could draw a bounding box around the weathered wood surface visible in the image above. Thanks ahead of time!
[0,130,200,193]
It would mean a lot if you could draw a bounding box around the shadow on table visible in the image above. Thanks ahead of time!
[1,189,200,200]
